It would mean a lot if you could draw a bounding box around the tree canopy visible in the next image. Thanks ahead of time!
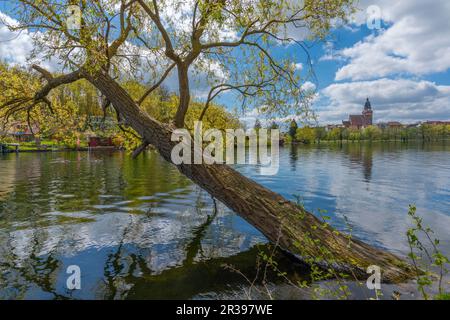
[1,0,355,132]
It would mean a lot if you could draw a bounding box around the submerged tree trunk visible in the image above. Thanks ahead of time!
[87,71,416,283]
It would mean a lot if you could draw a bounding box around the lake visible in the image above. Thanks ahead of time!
[0,142,449,299]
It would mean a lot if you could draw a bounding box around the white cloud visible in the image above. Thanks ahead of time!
[238,108,262,128]
[292,62,303,71]
[301,81,316,92]
[334,0,450,81]
[315,1,450,124]
[0,11,61,71]
[0,12,34,66]
[317,78,450,124]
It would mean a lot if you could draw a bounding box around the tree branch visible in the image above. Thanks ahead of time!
[132,139,150,158]
[137,0,181,63]
[1,66,83,125]
[199,78,277,121]
[137,63,176,105]
[108,1,137,58]
[31,65,83,101]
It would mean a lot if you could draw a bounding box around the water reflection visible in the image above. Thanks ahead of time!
[289,144,299,171]
[0,151,287,299]
[0,142,449,299]
[279,142,450,255]
[343,144,373,182]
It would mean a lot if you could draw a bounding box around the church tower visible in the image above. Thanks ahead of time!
[362,98,373,126]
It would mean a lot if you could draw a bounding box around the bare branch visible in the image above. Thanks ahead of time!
[200,8,309,51]
[137,63,176,105]
[198,78,277,121]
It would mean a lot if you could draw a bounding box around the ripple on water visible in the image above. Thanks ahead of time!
[0,145,449,299]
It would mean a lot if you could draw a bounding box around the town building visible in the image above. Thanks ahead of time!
[2,121,39,142]
[423,120,450,126]
[342,98,373,129]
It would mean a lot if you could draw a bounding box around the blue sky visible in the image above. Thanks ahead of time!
[235,0,450,126]
[1,0,449,126]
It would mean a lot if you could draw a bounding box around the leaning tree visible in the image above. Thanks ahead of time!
[1,0,416,282]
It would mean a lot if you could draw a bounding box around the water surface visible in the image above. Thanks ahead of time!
[0,142,449,299]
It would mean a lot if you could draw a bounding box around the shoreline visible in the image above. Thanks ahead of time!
[1,139,448,154]
[286,138,449,145]
[0,146,121,154]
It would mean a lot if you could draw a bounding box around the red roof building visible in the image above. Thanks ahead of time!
[343,98,373,129]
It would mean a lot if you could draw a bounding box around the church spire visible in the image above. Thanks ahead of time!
[364,97,371,110]
[362,98,373,125]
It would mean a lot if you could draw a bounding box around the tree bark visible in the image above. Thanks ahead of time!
[174,64,190,128]
[86,71,416,283]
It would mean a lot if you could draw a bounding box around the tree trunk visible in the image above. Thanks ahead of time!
[174,64,190,128]
[86,71,416,283]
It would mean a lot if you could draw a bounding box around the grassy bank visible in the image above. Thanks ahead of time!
[0,139,90,153]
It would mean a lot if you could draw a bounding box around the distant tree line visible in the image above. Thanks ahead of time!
[285,120,450,144]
